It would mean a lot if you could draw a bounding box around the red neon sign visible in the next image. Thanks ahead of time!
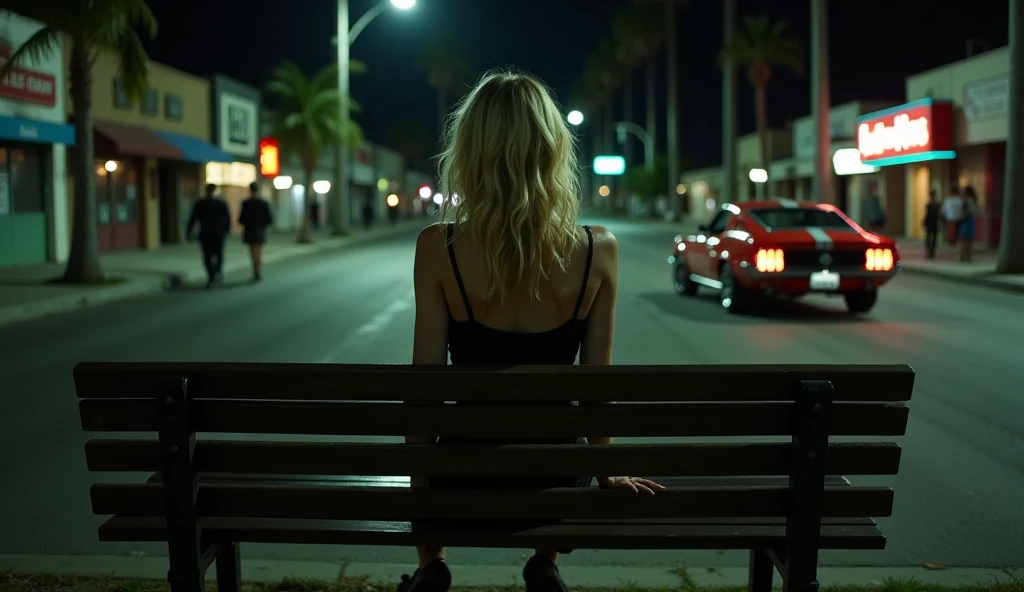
[0,46,57,107]
[259,138,280,178]
[857,100,954,164]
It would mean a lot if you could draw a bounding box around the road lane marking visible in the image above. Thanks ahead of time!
[319,289,415,363]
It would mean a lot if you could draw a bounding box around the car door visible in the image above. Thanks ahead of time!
[692,210,732,277]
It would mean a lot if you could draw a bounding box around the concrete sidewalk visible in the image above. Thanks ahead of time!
[0,554,1017,589]
[896,239,1024,293]
[0,220,425,328]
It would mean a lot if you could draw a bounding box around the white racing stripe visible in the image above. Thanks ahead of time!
[776,198,799,208]
[805,226,834,250]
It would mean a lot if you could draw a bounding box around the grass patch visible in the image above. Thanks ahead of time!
[44,276,127,288]
[0,572,1020,592]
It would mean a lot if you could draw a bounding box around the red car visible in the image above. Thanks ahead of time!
[669,200,901,314]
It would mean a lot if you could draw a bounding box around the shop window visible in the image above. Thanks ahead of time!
[142,89,159,116]
[165,94,183,121]
[0,147,44,214]
[113,78,131,110]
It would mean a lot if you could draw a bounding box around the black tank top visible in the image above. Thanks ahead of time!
[446,224,594,365]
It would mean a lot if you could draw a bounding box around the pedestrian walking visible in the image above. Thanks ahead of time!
[403,70,664,592]
[923,189,941,259]
[238,181,274,282]
[310,198,321,230]
[959,186,980,262]
[942,186,964,245]
[186,183,231,288]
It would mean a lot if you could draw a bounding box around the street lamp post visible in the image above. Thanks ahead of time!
[334,0,414,235]
[811,0,832,205]
[614,121,654,171]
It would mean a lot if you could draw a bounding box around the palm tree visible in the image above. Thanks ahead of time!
[611,6,648,167]
[265,61,363,244]
[0,0,156,283]
[388,118,431,173]
[997,0,1024,273]
[614,4,664,170]
[720,15,803,195]
[416,35,471,142]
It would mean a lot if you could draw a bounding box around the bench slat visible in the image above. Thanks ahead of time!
[91,483,894,520]
[73,363,915,402]
[96,516,887,550]
[85,440,903,477]
[79,400,911,437]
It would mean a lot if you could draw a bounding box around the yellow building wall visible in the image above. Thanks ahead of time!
[64,50,210,250]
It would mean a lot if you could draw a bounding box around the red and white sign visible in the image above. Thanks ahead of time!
[0,46,57,107]
[857,100,954,164]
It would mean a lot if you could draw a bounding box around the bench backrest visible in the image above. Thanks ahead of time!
[77,363,913,523]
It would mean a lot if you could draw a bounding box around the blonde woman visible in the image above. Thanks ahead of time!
[406,70,664,592]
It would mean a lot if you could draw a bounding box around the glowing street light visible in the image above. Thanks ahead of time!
[273,175,294,190]
[433,193,444,205]
[748,168,768,183]
[419,185,433,199]
[598,185,611,197]
[387,193,400,207]
[104,160,118,173]
[313,180,332,194]
[567,110,584,126]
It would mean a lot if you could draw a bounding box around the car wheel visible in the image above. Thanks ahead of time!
[844,288,878,314]
[673,260,698,296]
[719,265,750,313]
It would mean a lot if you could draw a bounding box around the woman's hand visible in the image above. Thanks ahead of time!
[597,476,666,495]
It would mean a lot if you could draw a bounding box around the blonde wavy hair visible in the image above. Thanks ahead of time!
[438,70,581,302]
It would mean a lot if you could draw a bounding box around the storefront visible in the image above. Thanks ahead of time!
[209,75,259,234]
[898,47,1010,245]
[857,98,957,241]
[71,52,221,251]
[0,13,72,268]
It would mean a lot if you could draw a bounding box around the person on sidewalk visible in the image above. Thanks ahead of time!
[406,70,664,592]
[186,183,231,288]
[959,186,980,262]
[941,186,964,245]
[923,189,941,259]
[238,181,274,282]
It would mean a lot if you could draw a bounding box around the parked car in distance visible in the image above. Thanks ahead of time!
[669,200,901,314]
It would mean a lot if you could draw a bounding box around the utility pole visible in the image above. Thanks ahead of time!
[334,0,351,234]
[721,0,737,205]
[666,1,681,220]
[811,0,833,204]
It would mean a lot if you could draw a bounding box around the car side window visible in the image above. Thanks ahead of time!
[709,212,732,234]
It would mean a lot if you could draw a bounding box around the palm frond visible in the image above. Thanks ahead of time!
[110,28,150,103]
[349,58,368,75]
[0,24,63,80]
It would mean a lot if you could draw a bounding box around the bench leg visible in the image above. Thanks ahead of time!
[216,542,242,592]
[747,549,774,592]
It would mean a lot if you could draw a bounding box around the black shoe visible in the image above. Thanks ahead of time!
[522,555,568,592]
[398,559,451,592]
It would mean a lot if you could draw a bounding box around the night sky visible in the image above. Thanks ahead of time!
[143,0,1010,169]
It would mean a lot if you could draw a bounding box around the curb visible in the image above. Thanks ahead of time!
[0,555,1017,589]
[898,265,1024,294]
[0,221,425,329]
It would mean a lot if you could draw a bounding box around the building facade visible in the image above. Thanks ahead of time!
[0,12,73,268]
[66,51,233,251]
[208,74,260,234]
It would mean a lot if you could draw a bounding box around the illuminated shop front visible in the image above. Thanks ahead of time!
[209,75,261,234]
[857,98,956,239]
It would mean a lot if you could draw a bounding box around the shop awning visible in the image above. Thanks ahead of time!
[0,114,75,145]
[93,120,182,160]
[156,131,236,164]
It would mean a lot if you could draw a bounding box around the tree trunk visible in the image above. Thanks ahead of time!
[665,1,681,219]
[298,165,314,244]
[997,0,1024,273]
[437,85,448,143]
[646,56,657,156]
[721,0,738,205]
[623,72,634,167]
[755,83,771,199]
[63,45,103,283]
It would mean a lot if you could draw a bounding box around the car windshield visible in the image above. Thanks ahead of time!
[749,208,854,230]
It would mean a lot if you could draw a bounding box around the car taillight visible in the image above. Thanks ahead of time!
[865,248,894,271]
[755,248,785,272]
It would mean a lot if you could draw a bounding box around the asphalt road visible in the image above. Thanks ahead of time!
[0,217,1021,571]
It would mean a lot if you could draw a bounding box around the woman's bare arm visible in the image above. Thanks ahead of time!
[409,226,449,446]
[580,228,618,446]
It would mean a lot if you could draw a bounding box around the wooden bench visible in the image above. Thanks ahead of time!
[75,362,914,592]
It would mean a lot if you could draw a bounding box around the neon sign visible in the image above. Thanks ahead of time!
[259,137,280,178]
[856,98,955,167]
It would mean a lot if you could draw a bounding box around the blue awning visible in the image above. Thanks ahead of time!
[0,115,75,145]
[155,131,235,164]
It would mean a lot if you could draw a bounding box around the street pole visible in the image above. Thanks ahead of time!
[997,0,1024,273]
[666,1,681,220]
[334,0,351,235]
[811,0,833,205]
[721,0,737,204]
[615,122,654,171]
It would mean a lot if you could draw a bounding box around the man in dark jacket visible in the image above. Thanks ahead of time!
[239,181,274,282]
[187,183,231,288]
